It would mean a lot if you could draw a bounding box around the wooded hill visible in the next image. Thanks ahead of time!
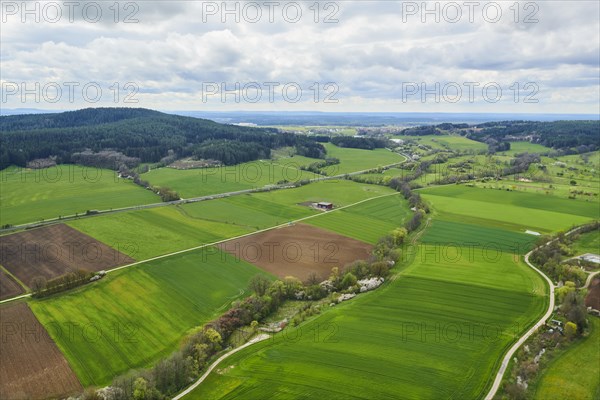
[0,108,326,168]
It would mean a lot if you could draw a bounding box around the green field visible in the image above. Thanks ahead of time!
[69,206,252,260]
[533,318,600,400]
[421,219,537,253]
[571,228,600,257]
[0,165,158,226]
[393,134,488,152]
[420,185,598,233]
[141,161,320,199]
[501,141,553,155]
[31,248,271,387]
[69,180,395,259]
[307,194,409,243]
[189,244,547,399]
[320,143,405,174]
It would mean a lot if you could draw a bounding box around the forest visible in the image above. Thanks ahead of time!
[0,108,326,168]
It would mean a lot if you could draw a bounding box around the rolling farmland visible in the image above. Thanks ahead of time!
[0,165,159,226]
[187,244,548,399]
[31,248,271,387]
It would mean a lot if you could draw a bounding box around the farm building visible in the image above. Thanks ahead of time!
[316,202,333,210]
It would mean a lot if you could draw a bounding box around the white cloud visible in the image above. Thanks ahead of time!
[1,0,598,113]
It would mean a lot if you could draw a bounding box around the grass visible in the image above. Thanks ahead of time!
[69,206,252,260]
[141,160,319,199]
[0,165,158,226]
[421,219,537,254]
[420,185,598,233]
[188,245,548,399]
[532,317,600,400]
[571,229,600,256]
[31,248,272,387]
[307,194,409,244]
[320,143,405,174]
[393,134,488,152]
[501,142,553,155]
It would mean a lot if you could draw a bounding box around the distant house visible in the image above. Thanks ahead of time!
[316,202,333,210]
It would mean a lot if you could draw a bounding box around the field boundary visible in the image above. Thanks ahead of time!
[484,226,586,399]
[0,192,401,305]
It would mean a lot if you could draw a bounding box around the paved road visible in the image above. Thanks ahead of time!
[172,334,270,400]
[0,192,402,305]
[484,226,586,400]
[1,156,408,234]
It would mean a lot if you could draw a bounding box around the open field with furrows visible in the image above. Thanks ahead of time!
[307,194,409,244]
[31,248,271,387]
[187,244,548,400]
[141,160,320,198]
[0,224,134,288]
[69,206,253,260]
[532,318,600,400]
[0,165,159,226]
[218,224,373,282]
[420,185,599,233]
[0,268,25,300]
[0,303,83,399]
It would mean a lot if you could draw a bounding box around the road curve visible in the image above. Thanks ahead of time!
[484,225,587,399]
[172,334,270,400]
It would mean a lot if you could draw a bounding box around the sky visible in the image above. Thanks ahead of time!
[1,0,599,113]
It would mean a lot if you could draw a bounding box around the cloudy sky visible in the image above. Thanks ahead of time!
[1,0,599,113]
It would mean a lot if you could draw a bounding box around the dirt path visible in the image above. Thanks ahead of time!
[172,334,270,400]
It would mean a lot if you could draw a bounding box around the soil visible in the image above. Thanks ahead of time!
[218,223,372,282]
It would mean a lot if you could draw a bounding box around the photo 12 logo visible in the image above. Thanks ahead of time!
[401,81,539,104]
[197,1,340,24]
[400,1,539,24]
[200,81,339,104]
[1,81,139,105]
[1,1,140,23]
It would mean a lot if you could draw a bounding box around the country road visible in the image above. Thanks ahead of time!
[0,191,403,305]
[0,156,408,234]
[484,225,587,400]
[172,334,271,400]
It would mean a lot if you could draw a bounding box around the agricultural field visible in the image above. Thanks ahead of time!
[420,185,598,233]
[0,303,82,399]
[320,143,405,174]
[570,228,600,258]
[392,134,488,152]
[141,160,319,198]
[0,165,159,226]
[31,247,271,387]
[188,243,547,399]
[500,141,553,155]
[218,223,373,281]
[69,206,252,260]
[532,318,600,400]
[0,268,25,300]
[307,194,409,244]
[0,224,134,288]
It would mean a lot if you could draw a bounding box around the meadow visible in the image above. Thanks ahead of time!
[31,247,271,387]
[69,180,395,259]
[0,165,158,226]
[393,134,488,152]
[140,161,319,199]
[69,206,252,260]
[187,244,547,399]
[501,141,553,155]
[532,318,600,400]
[307,194,409,243]
[319,143,405,174]
[420,185,598,233]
